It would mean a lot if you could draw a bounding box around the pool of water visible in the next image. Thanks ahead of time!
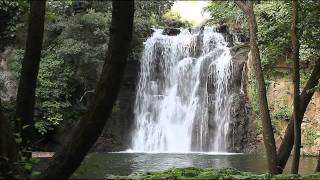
[73,152,317,179]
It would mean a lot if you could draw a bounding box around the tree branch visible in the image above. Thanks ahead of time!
[234,1,249,13]
[277,59,320,172]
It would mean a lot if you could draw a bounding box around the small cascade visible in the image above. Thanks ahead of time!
[130,27,233,152]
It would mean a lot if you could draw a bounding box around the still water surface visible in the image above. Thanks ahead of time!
[74,152,316,179]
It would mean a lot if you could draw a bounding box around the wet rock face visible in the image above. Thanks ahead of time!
[162,28,181,36]
[228,93,255,153]
[227,45,257,153]
[216,24,249,47]
[216,25,233,47]
[94,59,140,151]
[216,24,229,34]
[228,93,249,152]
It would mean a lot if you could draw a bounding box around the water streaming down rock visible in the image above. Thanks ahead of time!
[131,27,234,152]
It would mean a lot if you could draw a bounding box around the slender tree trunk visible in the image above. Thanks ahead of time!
[235,1,278,174]
[38,1,134,179]
[291,0,301,174]
[277,60,320,172]
[316,150,320,172]
[15,0,46,148]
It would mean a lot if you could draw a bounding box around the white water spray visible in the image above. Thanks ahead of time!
[130,27,233,152]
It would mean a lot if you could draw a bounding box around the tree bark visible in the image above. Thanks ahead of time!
[277,60,320,172]
[15,0,46,148]
[316,151,320,172]
[0,100,19,179]
[38,1,134,179]
[291,0,301,174]
[235,1,278,174]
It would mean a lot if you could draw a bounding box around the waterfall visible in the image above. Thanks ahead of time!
[130,27,233,153]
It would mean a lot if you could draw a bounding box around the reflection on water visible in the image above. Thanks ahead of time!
[74,153,317,179]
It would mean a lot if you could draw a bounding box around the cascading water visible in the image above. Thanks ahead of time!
[130,27,233,153]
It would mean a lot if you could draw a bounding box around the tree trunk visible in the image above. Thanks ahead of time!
[277,60,320,172]
[15,0,46,148]
[291,0,301,174]
[0,100,19,179]
[235,1,278,174]
[38,1,134,179]
[316,151,320,172]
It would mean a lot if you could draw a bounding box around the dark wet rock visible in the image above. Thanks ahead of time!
[228,93,256,153]
[216,24,234,47]
[216,24,229,34]
[230,44,250,92]
[216,24,250,47]
[234,33,249,43]
[148,28,155,37]
[93,59,140,151]
[190,26,204,58]
[162,28,181,36]
[227,44,257,153]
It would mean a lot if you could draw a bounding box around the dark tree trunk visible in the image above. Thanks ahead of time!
[38,1,134,179]
[291,0,301,174]
[15,0,46,148]
[277,60,320,172]
[316,151,320,172]
[0,100,19,179]
[235,1,278,174]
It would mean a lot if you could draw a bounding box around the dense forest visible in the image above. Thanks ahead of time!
[0,0,319,179]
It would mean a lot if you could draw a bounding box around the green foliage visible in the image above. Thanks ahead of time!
[158,11,193,28]
[204,1,246,28]
[112,167,320,179]
[248,73,263,135]
[272,106,291,121]
[304,127,319,147]
[4,0,174,135]
[7,48,73,134]
[135,0,174,20]
[34,49,73,134]
[298,0,320,63]
[255,1,291,68]
[0,0,28,50]
[205,1,319,70]
[256,1,319,68]
[205,1,319,139]
[6,49,24,79]
[46,0,73,21]
[256,0,320,68]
